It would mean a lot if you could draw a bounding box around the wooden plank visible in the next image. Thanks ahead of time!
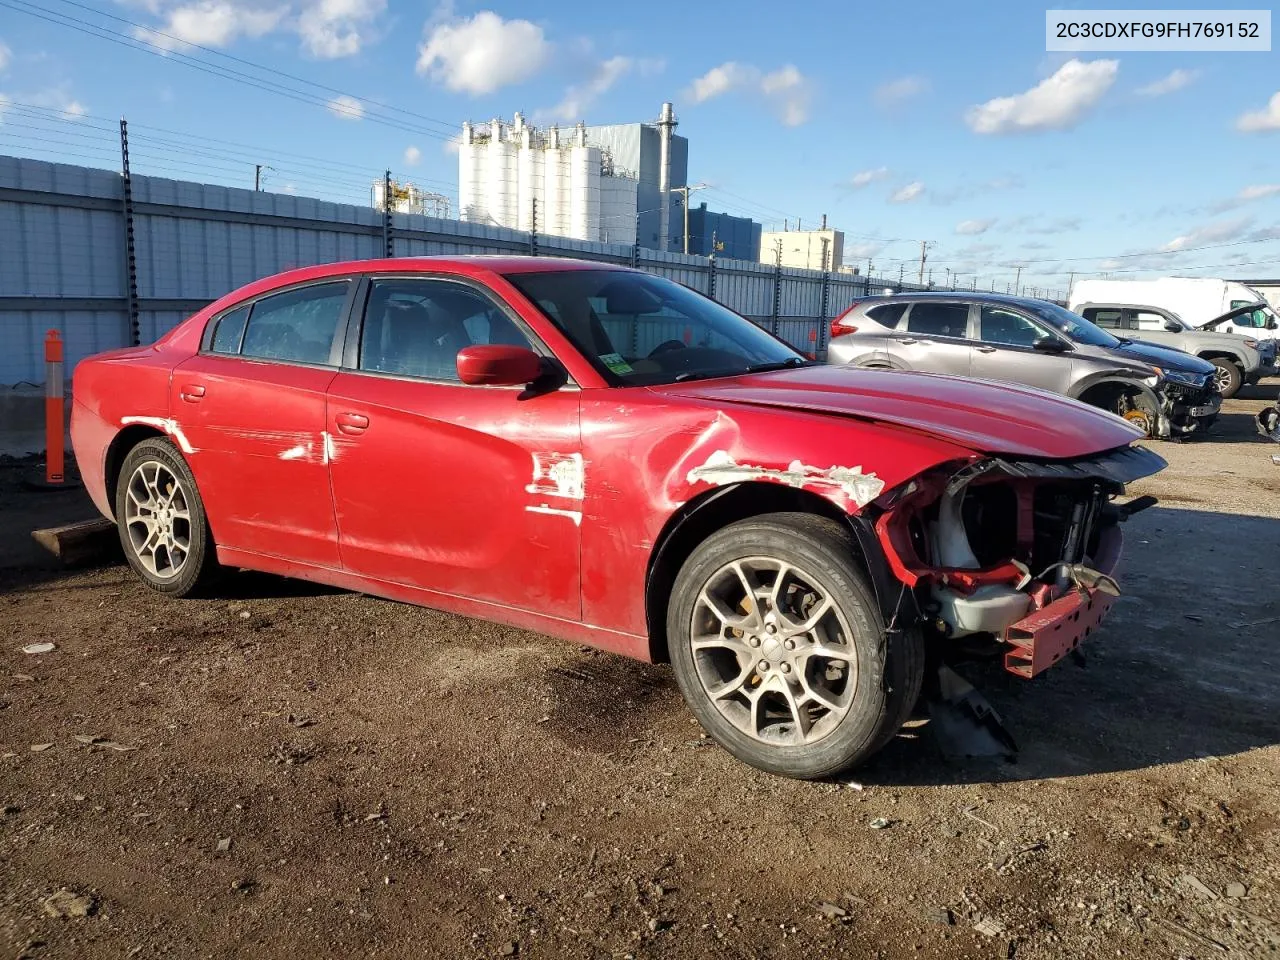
[31,518,118,565]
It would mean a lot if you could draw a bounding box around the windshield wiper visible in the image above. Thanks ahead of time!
[742,357,812,374]
[1115,336,1133,345]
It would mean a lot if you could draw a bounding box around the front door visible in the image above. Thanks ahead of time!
[888,301,974,375]
[170,279,355,567]
[969,304,1072,393]
[326,275,583,620]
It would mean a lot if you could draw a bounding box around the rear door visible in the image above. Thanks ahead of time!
[171,279,356,567]
[886,301,974,375]
[969,303,1073,393]
[325,274,583,620]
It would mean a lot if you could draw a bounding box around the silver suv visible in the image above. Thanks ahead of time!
[1074,302,1276,398]
[827,293,1221,439]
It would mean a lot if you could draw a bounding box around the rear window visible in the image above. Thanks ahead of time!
[905,302,969,338]
[866,303,907,327]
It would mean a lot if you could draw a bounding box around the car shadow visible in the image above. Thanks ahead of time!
[1236,382,1280,403]
[857,505,1280,786]
[1191,411,1276,445]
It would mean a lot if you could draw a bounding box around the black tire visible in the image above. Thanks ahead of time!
[666,513,924,780]
[113,437,220,597]
[1209,358,1243,399]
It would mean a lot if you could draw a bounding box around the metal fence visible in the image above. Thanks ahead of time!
[1,153,928,386]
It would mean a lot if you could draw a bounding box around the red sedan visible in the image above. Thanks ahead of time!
[72,257,1164,778]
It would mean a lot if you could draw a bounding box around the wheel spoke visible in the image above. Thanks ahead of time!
[777,595,833,636]
[707,662,754,701]
[697,589,757,632]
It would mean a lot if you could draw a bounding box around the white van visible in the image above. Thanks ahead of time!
[1068,278,1278,341]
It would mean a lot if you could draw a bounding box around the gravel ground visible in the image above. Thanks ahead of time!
[2,388,1279,960]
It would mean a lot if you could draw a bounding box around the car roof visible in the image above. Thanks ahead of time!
[1074,302,1170,312]
[855,291,1061,309]
[254,255,634,289]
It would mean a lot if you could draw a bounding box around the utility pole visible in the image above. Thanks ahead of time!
[669,184,707,256]
[1067,270,1076,294]
[945,267,952,289]
[381,168,393,258]
[898,263,904,285]
[254,164,273,191]
[917,239,931,284]
[771,238,783,335]
[1014,264,1023,296]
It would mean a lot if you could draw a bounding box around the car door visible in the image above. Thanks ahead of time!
[969,304,1073,394]
[886,301,974,375]
[325,274,583,620]
[171,278,356,567]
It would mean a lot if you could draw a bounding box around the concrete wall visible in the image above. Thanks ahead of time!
[0,153,923,393]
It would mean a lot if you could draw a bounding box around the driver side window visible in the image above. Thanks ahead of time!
[1134,311,1168,331]
[978,306,1045,348]
[358,278,533,382]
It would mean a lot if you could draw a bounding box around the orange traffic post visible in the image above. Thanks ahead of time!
[44,329,64,484]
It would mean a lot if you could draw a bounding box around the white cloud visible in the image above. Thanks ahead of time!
[326,93,363,120]
[1160,216,1253,252]
[0,39,11,72]
[850,166,889,188]
[889,181,925,203]
[956,218,996,236]
[297,0,384,58]
[60,100,87,121]
[133,1,287,50]
[966,58,1118,134]
[416,10,549,96]
[1208,183,1280,212]
[1025,217,1082,235]
[685,61,812,126]
[546,55,662,122]
[1237,91,1280,133]
[403,144,422,166]
[844,240,884,260]
[687,61,757,102]
[874,75,928,109]
[1136,68,1199,97]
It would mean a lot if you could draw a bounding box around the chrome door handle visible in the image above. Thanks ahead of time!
[897,337,918,345]
[975,346,997,353]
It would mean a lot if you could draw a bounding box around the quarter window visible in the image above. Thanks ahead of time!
[866,302,908,328]
[359,278,534,381]
[239,282,350,364]
[209,305,250,354]
[978,307,1045,347]
[905,303,969,338]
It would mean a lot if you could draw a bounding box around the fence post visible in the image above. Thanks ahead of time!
[818,264,831,357]
[44,330,64,484]
[530,198,538,257]
[382,169,393,257]
[119,118,140,347]
[707,251,717,302]
[771,239,782,336]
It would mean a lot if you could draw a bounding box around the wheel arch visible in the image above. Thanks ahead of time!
[643,482,893,664]
[103,425,169,520]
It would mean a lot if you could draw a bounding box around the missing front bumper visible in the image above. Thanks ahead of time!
[1002,586,1117,679]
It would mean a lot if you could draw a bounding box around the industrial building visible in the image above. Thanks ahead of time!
[370,179,450,219]
[760,220,845,271]
[686,203,761,261]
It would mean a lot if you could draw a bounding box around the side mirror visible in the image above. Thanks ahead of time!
[456,344,544,386]
[1164,320,1181,333]
[1268,319,1278,330]
[1033,337,1068,353]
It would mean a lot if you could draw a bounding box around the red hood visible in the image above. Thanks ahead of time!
[655,366,1143,459]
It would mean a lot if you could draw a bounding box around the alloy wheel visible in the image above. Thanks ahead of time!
[1213,366,1233,394]
[688,557,857,746]
[123,460,192,579]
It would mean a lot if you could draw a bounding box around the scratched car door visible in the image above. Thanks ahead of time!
[325,275,583,620]
[169,279,355,567]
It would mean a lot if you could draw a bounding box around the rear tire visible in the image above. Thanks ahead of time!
[1209,358,1242,398]
[666,513,923,780]
[114,438,220,597]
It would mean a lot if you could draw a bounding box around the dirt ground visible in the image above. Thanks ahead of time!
[3,388,1279,960]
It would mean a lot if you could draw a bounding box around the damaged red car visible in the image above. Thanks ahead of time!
[71,257,1165,779]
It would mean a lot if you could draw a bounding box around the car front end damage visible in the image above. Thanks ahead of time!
[856,444,1167,752]
[1158,371,1221,438]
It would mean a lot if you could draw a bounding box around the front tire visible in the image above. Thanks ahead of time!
[1209,358,1242,398]
[114,438,220,597]
[666,513,923,779]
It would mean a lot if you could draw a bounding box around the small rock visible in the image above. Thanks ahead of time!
[924,907,953,926]
[1179,874,1217,900]
[1225,882,1247,899]
[216,838,232,854]
[41,889,96,919]
[2,804,20,816]
[816,902,848,919]
[647,918,673,933]
[21,643,56,655]
[499,942,519,957]
[231,878,254,894]
[974,918,1006,937]
[869,817,892,830]
[29,743,54,753]
[13,674,35,682]
[239,610,251,620]
[845,780,865,791]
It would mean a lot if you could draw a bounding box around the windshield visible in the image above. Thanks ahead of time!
[505,269,806,385]
[1026,300,1122,348]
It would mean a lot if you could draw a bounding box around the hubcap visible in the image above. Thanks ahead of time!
[689,557,858,746]
[124,460,192,579]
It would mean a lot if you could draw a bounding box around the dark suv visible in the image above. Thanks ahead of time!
[827,292,1220,439]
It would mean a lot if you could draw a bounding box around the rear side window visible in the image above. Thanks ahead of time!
[866,303,908,328]
[1086,308,1124,329]
[209,306,250,353]
[906,302,969,338]
[239,282,350,364]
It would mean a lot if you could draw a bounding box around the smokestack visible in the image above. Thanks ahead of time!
[657,101,677,252]
[821,213,827,230]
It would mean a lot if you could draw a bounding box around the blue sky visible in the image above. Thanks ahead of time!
[1,0,1278,293]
